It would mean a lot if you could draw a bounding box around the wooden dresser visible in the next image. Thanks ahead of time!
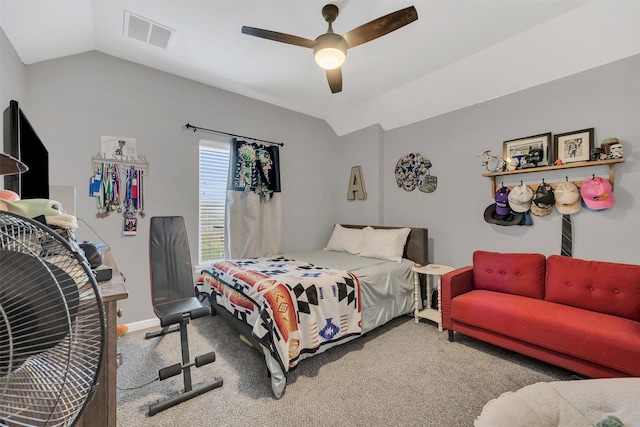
[76,276,128,427]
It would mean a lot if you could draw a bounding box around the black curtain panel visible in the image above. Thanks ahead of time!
[228,138,280,198]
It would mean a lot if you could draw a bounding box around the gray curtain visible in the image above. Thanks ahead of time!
[224,138,282,258]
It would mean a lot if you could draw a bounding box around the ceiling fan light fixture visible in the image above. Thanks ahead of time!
[313,33,347,70]
[242,4,418,92]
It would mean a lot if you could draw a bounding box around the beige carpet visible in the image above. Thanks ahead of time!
[115,314,577,426]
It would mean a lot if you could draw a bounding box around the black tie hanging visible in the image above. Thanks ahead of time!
[555,180,581,257]
[561,214,572,257]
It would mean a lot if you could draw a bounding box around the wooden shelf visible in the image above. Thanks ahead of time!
[483,158,624,196]
[415,308,441,324]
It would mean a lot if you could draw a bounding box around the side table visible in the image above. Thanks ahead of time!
[413,264,455,331]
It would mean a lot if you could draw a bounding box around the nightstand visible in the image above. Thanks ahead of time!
[413,264,455,331]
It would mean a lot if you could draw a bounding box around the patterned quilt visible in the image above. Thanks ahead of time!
[198,256,362,372]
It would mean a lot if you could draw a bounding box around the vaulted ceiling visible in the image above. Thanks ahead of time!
[1,1,638,135]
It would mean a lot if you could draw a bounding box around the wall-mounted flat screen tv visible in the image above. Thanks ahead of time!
[3,100,49,199]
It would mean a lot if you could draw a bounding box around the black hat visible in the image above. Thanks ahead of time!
[531,183,555,217]
[483,204,523,226]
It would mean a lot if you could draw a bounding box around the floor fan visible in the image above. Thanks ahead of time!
[0,211,105,427]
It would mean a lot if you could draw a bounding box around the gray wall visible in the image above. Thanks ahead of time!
[20,51,340,324]
[0,28,25,119]
[2,27,638,324]
[338,55,640,268]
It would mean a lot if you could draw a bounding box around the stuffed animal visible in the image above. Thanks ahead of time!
[0,197,65,217]
[0,196,78,230]
[0,189,20,211]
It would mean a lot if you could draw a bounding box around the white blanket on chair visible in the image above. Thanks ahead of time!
[475,378,640,427]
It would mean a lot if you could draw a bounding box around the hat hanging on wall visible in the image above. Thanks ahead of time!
[531,182,555,217]
[507,182,533,213]
[484,186,523,226]
[555,181,582,215]
[580,176,615,211]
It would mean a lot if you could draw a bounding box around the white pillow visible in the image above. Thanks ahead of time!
[324,224,369,255]
[359,227,411,262]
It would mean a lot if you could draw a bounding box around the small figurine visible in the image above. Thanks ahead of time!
[591,147,605,161]
[609,143,623,159]
[554,159,564,166]
[511,152,526,169]
[600,137,620,155]
[526,148,544,167]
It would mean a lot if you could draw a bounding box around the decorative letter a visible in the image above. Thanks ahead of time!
[347,166,367,200]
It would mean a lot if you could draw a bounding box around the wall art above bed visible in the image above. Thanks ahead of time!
[395,152,437,193]
[347,165,367,200]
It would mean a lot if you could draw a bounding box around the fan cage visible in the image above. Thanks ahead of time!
[0,211,105,427]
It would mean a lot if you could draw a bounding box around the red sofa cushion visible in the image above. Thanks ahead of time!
[472,251,546,299]
[546,255,640,322]
[451,290,640,375]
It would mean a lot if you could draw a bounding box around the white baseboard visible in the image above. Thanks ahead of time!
[125,318,160,333]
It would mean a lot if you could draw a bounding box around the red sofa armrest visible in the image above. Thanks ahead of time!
[441,266,474,330]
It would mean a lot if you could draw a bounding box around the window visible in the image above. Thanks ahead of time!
[198,139,229,265]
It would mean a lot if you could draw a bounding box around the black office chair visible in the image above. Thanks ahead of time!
[145,216,223,416]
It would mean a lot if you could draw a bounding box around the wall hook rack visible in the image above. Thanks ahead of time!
[482,158,624,197]
[92,153,149,175]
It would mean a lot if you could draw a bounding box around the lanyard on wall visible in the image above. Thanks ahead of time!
[96,162,125,218]
[120,166,145,218]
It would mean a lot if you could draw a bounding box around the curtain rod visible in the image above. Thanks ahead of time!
[184,123,284,147]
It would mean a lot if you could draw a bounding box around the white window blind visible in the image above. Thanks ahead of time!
[198,139,229,264]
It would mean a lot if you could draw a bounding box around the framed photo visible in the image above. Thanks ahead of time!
[100,136,137,160]
[553,128,594,164]
[502,132,551,170]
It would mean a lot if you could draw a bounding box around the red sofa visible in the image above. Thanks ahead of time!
[441,251,640,378]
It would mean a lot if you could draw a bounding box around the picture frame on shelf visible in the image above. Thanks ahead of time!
[503,132,551,170]
[553,128,594,164]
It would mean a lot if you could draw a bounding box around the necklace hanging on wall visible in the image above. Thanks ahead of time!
[94,162,123,218]
[122,166,137,235]
[91,138,148,221]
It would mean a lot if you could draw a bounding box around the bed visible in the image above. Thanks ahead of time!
[196,224,428,398]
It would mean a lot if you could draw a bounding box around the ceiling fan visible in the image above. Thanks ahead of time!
[242,4,418,94]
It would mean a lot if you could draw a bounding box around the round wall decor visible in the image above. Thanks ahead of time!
[395,152,430,191]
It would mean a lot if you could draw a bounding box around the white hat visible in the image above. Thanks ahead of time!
[555,182,581,215]
[507,183,533,213]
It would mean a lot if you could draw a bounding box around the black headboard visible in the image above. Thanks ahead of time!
[341,224,429,266]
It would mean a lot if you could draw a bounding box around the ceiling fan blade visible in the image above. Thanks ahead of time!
[242,26,315,48]
[342,6,418,48]
[326,68,342,94]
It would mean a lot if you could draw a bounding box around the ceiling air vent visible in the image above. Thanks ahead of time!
[124,10,175,49]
